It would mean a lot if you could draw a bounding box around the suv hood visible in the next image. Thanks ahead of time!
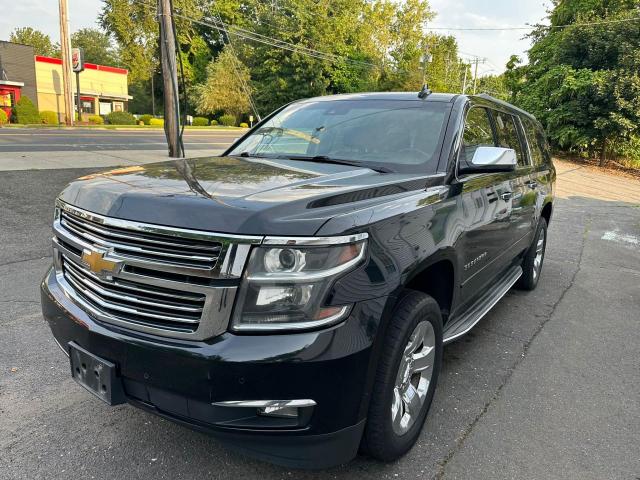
[59,156,440,236]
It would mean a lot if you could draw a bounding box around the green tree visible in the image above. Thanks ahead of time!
[476,74,509,101]
[100,0,472,117]
[504,55,524,103]
[513,0,640,165]
[100,0,213,116]
[100,0,159,84]
[71,28,120,66]
[193,47,251,119]
[9,27,59,57]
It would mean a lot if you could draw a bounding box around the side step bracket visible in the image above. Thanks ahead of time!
[443,265,522,344]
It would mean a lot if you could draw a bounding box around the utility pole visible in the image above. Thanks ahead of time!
[461,63,468,94]
[58,0,74,126]
[150,67,156,117]
[158,0,182,158]
[472,56,487,94]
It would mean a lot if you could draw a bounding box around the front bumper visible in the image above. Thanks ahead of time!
[41,267,387,468]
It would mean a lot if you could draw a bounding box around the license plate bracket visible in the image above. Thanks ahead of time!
[68,342,125,405]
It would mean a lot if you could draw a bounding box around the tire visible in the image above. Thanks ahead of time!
[517,217,548,291]
[361,290,443,462]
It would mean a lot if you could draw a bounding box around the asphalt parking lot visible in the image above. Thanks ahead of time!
[0,132,639,479]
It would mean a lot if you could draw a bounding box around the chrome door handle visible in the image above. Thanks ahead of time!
[500,192,513,201]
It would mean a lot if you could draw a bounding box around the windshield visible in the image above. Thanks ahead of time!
[229,99,451,173]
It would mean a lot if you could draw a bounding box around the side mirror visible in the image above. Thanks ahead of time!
[459,147,517,174]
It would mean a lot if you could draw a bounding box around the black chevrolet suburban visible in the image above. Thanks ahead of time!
[41,92,555,468]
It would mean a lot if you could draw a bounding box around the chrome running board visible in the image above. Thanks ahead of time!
[443,265,522,344]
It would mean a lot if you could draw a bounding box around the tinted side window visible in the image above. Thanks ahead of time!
[461,107,495,165]
[522,117,545,167]
[493,111,527,167]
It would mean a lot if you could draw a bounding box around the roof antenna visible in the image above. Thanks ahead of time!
[418,84,432,99]
[418,49,433,99]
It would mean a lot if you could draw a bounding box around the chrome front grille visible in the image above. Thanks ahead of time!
[52,201,262,340]
[62,255,204,332]
[59,209,222,272]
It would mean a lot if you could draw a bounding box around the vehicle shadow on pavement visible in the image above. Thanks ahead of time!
[1,174,638,480]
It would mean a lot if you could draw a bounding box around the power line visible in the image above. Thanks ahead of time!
[427,15,640,32]
[210,2,261,121]
[128,0,380,69]
[178,13,379,68]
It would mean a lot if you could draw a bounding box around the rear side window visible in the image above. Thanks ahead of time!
[492,111,527,167]
[461,107,495,165]
[521,117,546,167]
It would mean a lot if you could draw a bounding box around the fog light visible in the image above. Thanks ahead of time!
[258,405,299,418]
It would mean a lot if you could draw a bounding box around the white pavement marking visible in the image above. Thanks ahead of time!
[601,229,640,246]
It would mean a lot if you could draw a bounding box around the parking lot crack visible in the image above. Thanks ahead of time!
[0,256,48,268]
[433,217,591,480]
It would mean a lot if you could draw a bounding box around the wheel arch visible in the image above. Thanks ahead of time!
[541,201,553,225]
[404,254,457,323]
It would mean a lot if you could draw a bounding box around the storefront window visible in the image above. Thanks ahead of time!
[0,93,12,107]
[81,100,95,114]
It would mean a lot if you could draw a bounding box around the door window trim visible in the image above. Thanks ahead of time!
[455,104,498,180]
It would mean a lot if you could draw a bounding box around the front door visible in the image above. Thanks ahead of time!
[455,106,516,308]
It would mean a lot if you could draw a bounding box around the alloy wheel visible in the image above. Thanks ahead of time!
[391,321,435,436]
[533,228,546,281]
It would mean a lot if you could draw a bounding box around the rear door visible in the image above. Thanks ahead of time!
[521,116,554,223]
[491,110,536,252]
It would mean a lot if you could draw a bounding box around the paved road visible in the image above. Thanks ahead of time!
[0,128,239,171]
[0,128,240,152]
[0,160,639,479]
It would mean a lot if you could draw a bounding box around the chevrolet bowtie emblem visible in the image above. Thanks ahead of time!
[81,249,122,280]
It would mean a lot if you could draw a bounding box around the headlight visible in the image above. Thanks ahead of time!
[231,234,368,332]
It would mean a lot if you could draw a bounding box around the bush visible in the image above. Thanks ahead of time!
[192,116,209,126]
[239,122,249,128]
[149,118,164,126]
[210,119,218,126]
[88,115,104,125]
[0,109,7,126]
[106,111,136,125]
[139,114,153,125]
[14,96,40,124]
[218,114,236,127]
[39,110,59,125]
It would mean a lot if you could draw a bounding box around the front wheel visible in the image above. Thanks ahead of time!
[361,291,443,461]
[517,217,548,290]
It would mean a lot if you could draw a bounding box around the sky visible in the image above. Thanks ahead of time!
[0,0,551,76]
[428,0,552,75]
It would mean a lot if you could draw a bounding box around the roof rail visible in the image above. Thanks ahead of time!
[475,93,537,120]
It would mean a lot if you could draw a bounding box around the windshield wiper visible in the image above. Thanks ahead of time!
[285,155,392,174]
